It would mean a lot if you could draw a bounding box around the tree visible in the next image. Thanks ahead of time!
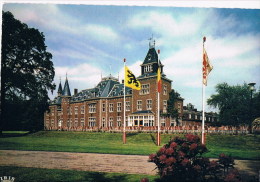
[165,89,180,124]
[207,82,260,126]
[1,11,56,133]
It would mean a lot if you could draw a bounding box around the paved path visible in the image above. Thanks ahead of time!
[0,150,259,180]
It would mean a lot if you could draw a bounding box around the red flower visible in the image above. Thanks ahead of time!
[181,158,190,166]
[178,151,185,157]
[193,165,201,171]
[149,154,156,162]
[165,157,176,166]
[159,154,167,163]
[158,147,166,154]
[140,178,149,182]
[170,142,178,148]
[190,143,198,150]
[165,147,175,155]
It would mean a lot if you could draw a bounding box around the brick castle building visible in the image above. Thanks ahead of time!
[44,40,185,131]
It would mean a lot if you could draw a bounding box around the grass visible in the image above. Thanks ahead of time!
[0,131,259,160]
[0,166,158,182]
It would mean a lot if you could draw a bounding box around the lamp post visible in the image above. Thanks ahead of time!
[248,83,255,133]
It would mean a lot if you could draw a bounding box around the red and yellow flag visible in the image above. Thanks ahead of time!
[157,67,162,93]
[202,37,213,86]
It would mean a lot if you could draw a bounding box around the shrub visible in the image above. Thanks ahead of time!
[148,134,240,182]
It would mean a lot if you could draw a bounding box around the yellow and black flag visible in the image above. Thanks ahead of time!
[124,66,141,90]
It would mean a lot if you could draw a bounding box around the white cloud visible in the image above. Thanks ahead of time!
[83,24,119,43]
[55,63,102,92]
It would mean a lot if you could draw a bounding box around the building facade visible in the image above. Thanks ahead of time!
[44,41,184,131]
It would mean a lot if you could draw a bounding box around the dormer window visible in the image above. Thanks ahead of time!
[144,65,152,73]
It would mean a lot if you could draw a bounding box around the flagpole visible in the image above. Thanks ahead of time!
[123,58,126,144]
[157,49,161,146]
[202,37,206,145]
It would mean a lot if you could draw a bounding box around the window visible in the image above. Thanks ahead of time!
[177,103,181,113]
[144,65,152,73]
[74,106,78,114]
[88,117,96,127]
[89,103,96,113]
[163,85,167,95]
[140,84,150,95]
[117,102,122,112]
[137,100,142,110]
[126,101,130,111]
[51,108,54,116]
[161,116,166,127]
[163,100,167,113]
[67,106,70,115]
[147,99,152,110]
[102,103,106,112]
[69,107,72,115]
[117,116,121,122]
[109,103,114,112]
[51,119,54,126]
[81,106,85,114]
[109,117,113,127]
[80,118,85,127]
[67,119,70,127]
[102,117,106,127]
[75,118,78,127]
[170,117,176,126]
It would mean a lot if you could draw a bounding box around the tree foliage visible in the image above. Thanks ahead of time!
[166,89,180,122]
[207,82,260,125]
[1,11,55,132]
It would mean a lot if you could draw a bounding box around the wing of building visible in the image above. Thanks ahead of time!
[44,40,209,131]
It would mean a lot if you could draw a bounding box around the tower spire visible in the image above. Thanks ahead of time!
[57,77,63,96]
[62,74,71,96]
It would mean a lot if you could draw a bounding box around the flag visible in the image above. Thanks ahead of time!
[125,66,141,90]
[157,67,162,93]
[202,42,213,86]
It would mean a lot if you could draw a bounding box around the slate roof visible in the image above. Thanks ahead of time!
[62,78,71,96]
[70,74,127,102]
[108,83,132,97]
[57,81,62,94]
[142,47,162,65]
[132,110,154,115]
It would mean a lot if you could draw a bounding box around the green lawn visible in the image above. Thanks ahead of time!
[0,131,259,160]
[0,166,158,182]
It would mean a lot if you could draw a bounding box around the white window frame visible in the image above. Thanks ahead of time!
[117,102,122,112]
[140,84,150,95]
[146,99,152,110]
[88,117,96,127]
[163,100,167,113]
[109,103,114,112]
[137,100,142,111]
[81,106,85,114]
[89,103,96,113]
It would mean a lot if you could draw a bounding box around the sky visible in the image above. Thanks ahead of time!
[2,2,260,112]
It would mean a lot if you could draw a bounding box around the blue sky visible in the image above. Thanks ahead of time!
[3,3,260,111]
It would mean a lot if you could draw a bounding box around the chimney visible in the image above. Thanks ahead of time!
[74,88,78,95]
